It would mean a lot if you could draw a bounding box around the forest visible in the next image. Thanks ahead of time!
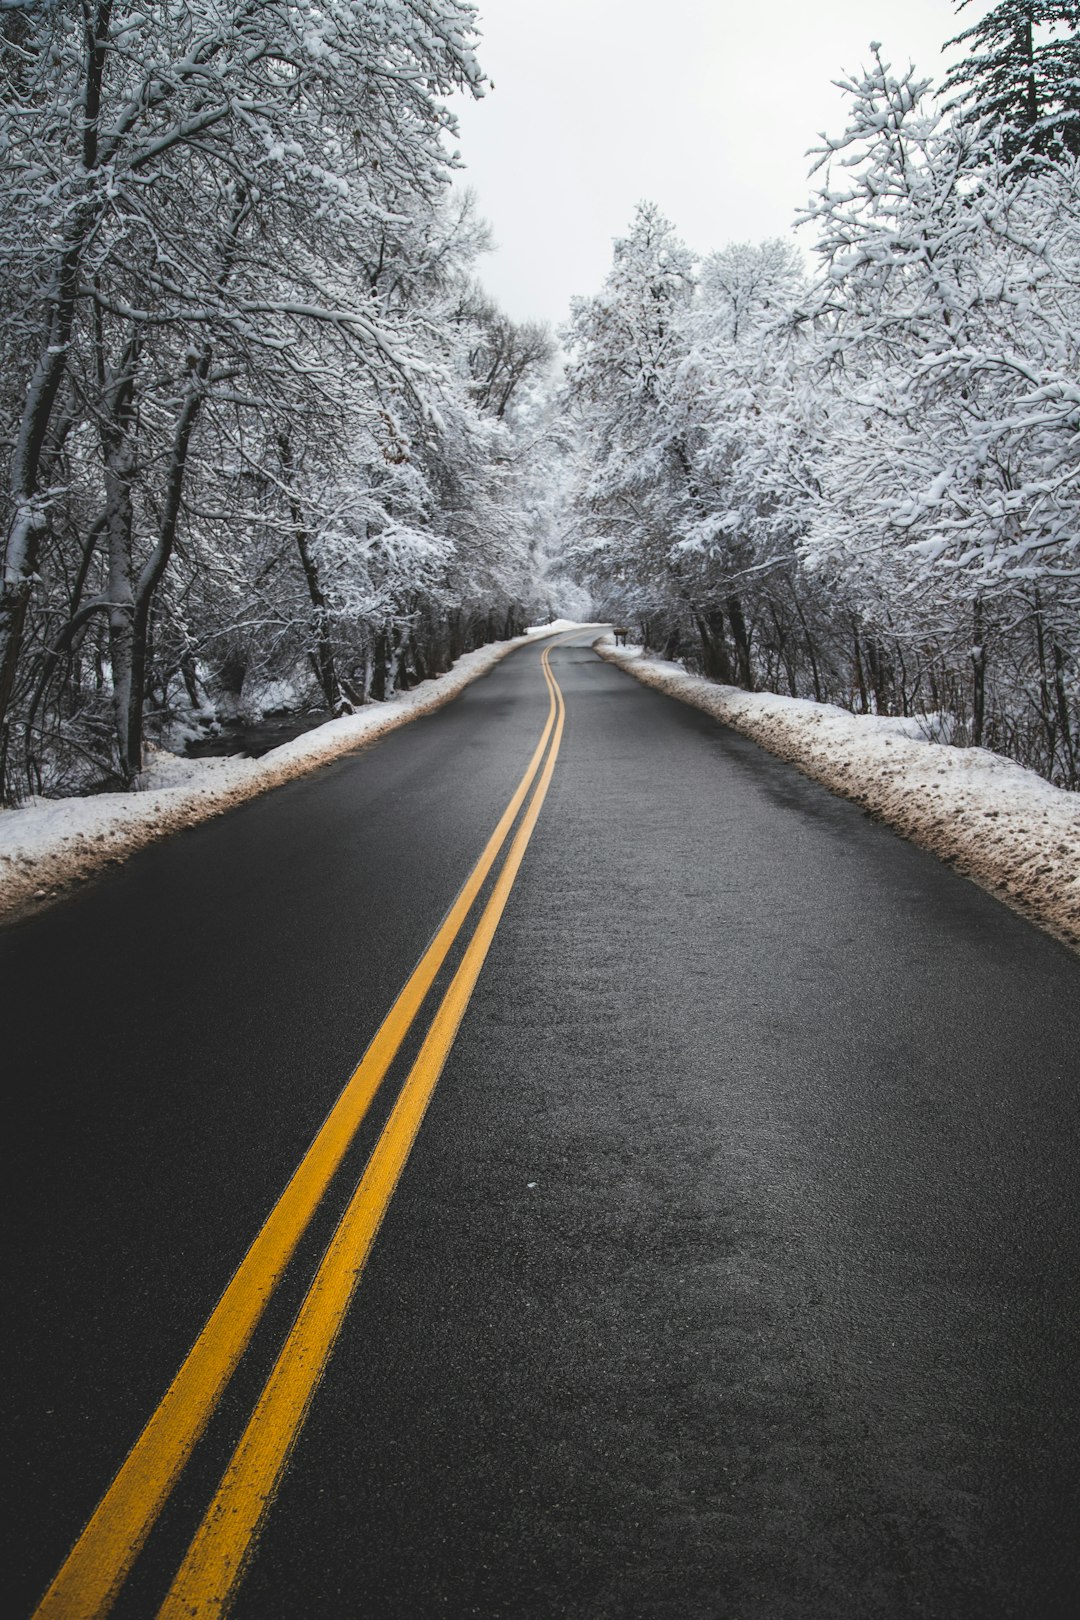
[563,3,1080,788]
[1,0,1078,802]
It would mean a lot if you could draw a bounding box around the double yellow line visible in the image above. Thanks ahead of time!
[35,637,571,1620]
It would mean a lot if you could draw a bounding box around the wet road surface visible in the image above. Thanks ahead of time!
[5,632,1080,1618]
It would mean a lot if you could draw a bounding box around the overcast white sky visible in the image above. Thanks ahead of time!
[449,0,975,328]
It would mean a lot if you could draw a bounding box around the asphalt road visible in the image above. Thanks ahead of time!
[5,632,1080,1619]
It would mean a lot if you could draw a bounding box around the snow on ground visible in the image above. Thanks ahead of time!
[524,617,589,636]
[597,638,1080,954]
[0,626,586,924]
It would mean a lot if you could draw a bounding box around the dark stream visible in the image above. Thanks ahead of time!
[182,710,332,760]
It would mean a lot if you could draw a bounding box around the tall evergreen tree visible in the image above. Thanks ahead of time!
[943,0,1080,157]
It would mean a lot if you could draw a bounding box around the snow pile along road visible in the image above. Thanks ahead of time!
[0,625,587,923]
[598,638,1080,953]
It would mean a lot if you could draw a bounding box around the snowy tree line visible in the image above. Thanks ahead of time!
[563,3,1080,787]
[3,0,1077,801]
[0,0,553,800]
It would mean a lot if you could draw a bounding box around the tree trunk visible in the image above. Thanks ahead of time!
[370,628,390,702]
[864,635,891,715]
[769,601,798,697]
[0,235,87,795]
[971,598,987,748]
[851,619,869,713]
[694,607,734,683]
[1032,593,1058,772]
[448,609,465,663]
[726,593,753,690]
[794,595,823,703]
[0,0,115,795]
[277,434,345,714]
[180,646,201,711]
[1051,638,1077,787]
[102,338,143,781]
[23,514,109,765]
[105,447,137,783]
[125,357,209,777]
[1022,13,1039,130]
[124,189,244,776]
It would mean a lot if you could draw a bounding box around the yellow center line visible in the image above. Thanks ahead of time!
[33,636,572,1620]
[157,645,568,1620]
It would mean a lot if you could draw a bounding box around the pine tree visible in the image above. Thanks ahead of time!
[943,0,1080,157]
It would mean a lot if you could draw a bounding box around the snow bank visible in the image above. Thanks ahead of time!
[0,628,579,924]
[524,617,592,636]
[597,638,1080,953]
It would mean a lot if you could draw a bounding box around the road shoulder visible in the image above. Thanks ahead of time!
[0,626,589,925]
[597,637,1080,953]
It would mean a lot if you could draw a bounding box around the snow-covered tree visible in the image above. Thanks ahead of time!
[563,218,835,696]
[556,46,1078,786]
[0,0,490,791]
[943,0,1080,158]
[799,48,1079,772]
[0,0,555,800]
[562,202,699,652]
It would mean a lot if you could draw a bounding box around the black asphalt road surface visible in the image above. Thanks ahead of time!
[5,633,1080,1619]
